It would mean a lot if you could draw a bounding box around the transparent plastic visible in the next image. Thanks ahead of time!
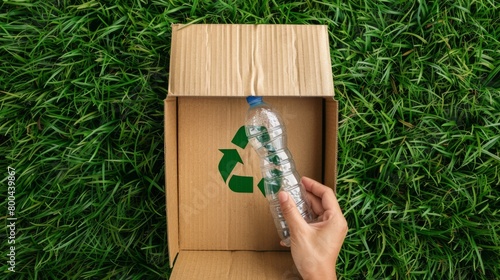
[244,96,316,246]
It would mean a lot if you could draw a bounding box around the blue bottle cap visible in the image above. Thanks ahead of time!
[246,96,263,106]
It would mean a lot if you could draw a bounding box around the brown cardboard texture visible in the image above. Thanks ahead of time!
[165,24,338,280]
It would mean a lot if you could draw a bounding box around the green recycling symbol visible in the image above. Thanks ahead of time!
[218,126,265,196]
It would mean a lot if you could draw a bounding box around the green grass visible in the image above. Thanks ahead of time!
[1,0,499,279]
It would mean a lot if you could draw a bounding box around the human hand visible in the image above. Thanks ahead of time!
[278,177,348,280]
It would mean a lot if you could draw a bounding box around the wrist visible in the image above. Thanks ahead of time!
[303,267,336,280]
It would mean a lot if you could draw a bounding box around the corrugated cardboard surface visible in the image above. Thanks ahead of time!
[165,24,337,279]
[324,98,339,191]
[177,97,323,251]
[164,97,179,266]
[170,251,298,279]
[169,24,334,97]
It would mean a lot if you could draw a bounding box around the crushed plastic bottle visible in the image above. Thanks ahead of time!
[244,96,316,246]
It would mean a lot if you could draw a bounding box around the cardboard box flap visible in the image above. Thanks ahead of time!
[165,97,179,267]
[324,98,339,193]
[170,251,298,280]
[169,24,334,97]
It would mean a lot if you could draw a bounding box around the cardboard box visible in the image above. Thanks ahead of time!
[165,24,338,279]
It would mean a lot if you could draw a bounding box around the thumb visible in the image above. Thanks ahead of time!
[278,191,307,233]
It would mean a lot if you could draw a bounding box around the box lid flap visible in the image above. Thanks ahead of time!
[169,251,298,280]
[168,24,334,97]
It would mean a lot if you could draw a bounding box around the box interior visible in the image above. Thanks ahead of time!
[165,96,338,266]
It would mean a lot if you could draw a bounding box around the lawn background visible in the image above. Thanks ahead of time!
[1,0,499,279]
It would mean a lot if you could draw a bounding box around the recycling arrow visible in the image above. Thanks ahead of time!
[218,125,266,196]
[218,149,243,183]
[228,175,253,193]
[231,125,248,149]
[257,179,265,196]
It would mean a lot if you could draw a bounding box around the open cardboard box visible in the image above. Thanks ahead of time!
[165,24,338,279]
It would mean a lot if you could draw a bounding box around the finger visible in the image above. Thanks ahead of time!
[303,191,324,216]
[302,176,341,212]
[278,191,308,234]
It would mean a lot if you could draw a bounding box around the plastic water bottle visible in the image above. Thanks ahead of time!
[244,96,316,247]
